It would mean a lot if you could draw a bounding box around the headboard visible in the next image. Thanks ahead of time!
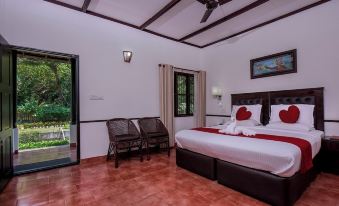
[231,88,324,131]
[232,92,269,125]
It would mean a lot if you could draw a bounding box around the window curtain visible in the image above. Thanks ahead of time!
[196,71,206,127]
[159,64,175,146]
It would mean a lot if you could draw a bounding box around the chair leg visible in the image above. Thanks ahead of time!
[155,144,160,152]
[147,141,150,161]
[114,145,119,168]
[128,145,131,159]
[106,142,112,161]
[167,141,170,157]
[139,142,143,162]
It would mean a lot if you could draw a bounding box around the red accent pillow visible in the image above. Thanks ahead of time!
[279,105,300,123]
[236,106,252,121]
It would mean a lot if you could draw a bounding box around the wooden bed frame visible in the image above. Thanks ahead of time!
[176,87,324,206]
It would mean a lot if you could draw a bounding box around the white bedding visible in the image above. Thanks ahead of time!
[175,125,323,177]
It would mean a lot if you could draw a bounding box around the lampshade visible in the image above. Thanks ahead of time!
[212,87,222,96]
[123,51,133,63]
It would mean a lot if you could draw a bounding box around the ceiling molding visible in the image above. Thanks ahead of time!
[201,0,331,48]
[82,0,91,12]
[86,10,139,29]
[44,0,82,12]
[219,0,233,5]
[140,0,181,30]
[179,0,270,41]
[143,29,203,48]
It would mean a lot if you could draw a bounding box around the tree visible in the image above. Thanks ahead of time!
[17,56,71,122]
[17,56,71,107]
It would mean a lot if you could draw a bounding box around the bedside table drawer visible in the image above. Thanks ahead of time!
[329,142,339,151]
[321,138,339,174]
[326,141,339,152]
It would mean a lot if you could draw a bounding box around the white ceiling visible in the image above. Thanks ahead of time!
[185,0,321,46]
[88,0,171,26]
[53,0,327,47]
[147,0,257,39]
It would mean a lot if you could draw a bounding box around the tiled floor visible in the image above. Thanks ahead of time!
[14,145,77,166]
[1,149,339,206]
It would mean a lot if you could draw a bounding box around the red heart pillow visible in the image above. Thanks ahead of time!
[279,105,300,123]
[236,106,252,121]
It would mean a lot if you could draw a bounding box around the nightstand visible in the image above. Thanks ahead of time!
[320,136,339,174]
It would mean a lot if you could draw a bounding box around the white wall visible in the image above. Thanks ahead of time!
[203,0,339,135]
[0,0,203,159]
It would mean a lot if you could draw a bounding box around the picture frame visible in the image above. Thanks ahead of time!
[250,49,297,79]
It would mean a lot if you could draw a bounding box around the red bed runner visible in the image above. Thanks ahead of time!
[192,127,313,173]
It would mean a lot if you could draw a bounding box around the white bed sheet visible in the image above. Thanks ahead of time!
[175,125,323,177]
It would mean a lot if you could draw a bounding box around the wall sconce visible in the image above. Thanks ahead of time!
[212,86,222,101]
[123,51,133,63]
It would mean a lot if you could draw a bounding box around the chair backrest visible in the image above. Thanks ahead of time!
[106,118,139,141]
[138,118,158,133]
[138,118,168,136]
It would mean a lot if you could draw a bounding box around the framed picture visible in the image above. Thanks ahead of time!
[250,49,297,79]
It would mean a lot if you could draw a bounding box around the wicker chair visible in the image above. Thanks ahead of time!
[106,118,143,168]
[138,118,170,160]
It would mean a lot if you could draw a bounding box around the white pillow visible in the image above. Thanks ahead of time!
[235,119,261,127]
[266,122,314,132]
[269,104,315,128]
[231,104,262,123]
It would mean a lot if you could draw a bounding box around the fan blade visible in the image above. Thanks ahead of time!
[218,0,232,6]
[196,0,207,4]
[200,8,214,23]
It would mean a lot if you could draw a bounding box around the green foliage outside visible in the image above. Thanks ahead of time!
[17,57,71,107]
[19,127,70,150]
[18,101,70,122]
[17,57,71,123]
[176,74,194,115]
[17,56,72,150]
[19,139,70,150]
[18,121,70,129]
[19,127,69,143]
[18,121,69,129]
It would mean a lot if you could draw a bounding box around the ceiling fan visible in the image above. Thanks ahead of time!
[197,0,232,23]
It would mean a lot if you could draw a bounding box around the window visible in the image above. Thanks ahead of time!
[174,72,194,117]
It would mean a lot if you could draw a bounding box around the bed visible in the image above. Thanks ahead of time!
[175,87,324,206]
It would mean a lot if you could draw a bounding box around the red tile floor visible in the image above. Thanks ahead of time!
[1,149,339,206]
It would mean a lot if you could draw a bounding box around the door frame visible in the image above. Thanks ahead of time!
[0,36,14,191]
[10,45,80,174]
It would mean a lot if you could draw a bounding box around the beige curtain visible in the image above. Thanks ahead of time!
[196,71,206,127]
[159,64,175,146]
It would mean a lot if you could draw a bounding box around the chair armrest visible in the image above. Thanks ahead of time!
[158,120,169,135]
[127,119,141,138]
[138,124,150,140]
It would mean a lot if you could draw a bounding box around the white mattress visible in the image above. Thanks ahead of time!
[175,126,323,177]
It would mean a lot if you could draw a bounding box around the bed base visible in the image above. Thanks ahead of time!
[176,148,319,206]
[176,147,216,180]
[217,159,318,206]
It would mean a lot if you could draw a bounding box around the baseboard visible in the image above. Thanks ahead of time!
[70,143,77,147]
[80,147,174,164]
[80,155,106,164]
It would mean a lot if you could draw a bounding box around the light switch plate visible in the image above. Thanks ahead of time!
[89,95,104,100]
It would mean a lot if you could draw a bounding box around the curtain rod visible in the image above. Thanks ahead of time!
[158,64,199,73]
